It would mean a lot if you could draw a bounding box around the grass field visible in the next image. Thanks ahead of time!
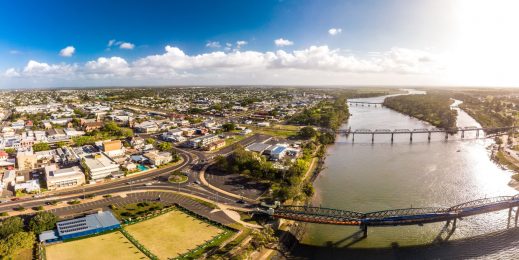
[46,231,147,260]
[124,210,224,259]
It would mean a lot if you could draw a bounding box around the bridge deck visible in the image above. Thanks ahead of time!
[265,195,519,226]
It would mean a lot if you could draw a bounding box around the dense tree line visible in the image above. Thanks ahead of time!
[383,94,457,130]
[288,96,349,131]
[0,211,57,258]
[452,93,516,128]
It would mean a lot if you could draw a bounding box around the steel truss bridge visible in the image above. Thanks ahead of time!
[335,126,515,143]
[261,195,519,237]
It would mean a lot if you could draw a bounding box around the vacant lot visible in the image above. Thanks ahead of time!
[46,231,147,260]
[125,210,223,259]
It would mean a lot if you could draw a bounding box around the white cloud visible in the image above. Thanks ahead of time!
[1,45,443,87]
[119,42,135,50]
[206,41,221,48]
[59,46,75,57]
[22,60,77,77]
[85,57,130,77]
[274,38,294,47]
[107,39,116,47]
[328,28,342,36]
[9,50,20,55]
[3,68,20,77]
[236,41,248,48]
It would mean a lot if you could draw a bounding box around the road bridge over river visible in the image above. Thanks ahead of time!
[336,126,516,143]
[260,195,519,238]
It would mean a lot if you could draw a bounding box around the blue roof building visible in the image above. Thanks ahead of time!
[39,211,121,243]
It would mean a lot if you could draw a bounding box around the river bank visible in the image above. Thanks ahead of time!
[299,91,518,255]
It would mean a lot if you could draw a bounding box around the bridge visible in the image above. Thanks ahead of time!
[347,101,384,107]
[260,195,519,237]
[336,126,516,143]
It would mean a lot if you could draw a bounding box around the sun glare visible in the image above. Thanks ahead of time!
[447,0,519,86]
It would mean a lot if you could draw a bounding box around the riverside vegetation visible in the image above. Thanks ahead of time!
[383,94,458,130]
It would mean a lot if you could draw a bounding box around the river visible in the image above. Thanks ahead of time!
[295,90,519,259]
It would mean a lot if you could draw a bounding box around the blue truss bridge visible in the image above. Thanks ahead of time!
[259,195,519,237]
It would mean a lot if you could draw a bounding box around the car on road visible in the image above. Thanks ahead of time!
[194,180,201,185]
[144,182,153,186]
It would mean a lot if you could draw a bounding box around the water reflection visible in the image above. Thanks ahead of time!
[301,92,518,252]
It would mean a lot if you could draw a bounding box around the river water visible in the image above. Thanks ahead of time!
[297,91,519,258]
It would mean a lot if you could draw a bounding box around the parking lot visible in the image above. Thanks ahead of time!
[205,166,269,200]
[47,191,234,225]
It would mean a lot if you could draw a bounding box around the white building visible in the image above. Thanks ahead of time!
[14,180,40,193]
[44,164,86,190]
[81,153,121,181]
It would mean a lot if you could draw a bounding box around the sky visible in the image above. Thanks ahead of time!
[1,0,518,88]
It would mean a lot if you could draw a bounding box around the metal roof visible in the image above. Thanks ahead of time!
[56,211,120,236]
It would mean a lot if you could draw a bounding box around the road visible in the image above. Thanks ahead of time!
[0,141,261,215]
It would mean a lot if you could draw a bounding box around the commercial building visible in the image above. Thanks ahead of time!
[144,151,172,166]
[16,150,37,170]
[39,211,121,243]
[44,164,86,190]
[246,143,271,154]
[102,140,125,158]
[81,153,121,181]
[185,134,220,149]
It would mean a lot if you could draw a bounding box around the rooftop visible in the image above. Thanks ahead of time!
[56,211,120,236]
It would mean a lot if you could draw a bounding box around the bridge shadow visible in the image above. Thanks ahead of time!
[432,220,457,243]
[289,227,519,260]
[326,229,366,248]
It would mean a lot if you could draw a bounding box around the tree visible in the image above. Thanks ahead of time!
[32,142,51,152]
[222,122,236,132]
[318,132,336,145]
[3,148,16,155]
[145,138,156,145]
[0,232,35,258]
[0,217,24,239]
[298,126,317,139]
[28,212,58,234]
[157,142,172,152]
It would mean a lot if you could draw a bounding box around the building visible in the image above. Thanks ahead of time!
[14,179,40,193]
[270,145,288,160]
[16,150,37,170]
[134,121,159,133]
[204,139,225,151]
[246,143,271,154]
[185,134,220,149]
[44,164,86,190]
[81,153,121,181]
[143,151,172,166]
[102,140,125,158]
[39,211,121,243]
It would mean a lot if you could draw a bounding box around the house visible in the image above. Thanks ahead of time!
[64,128,85,137]
[81,153,121,181]
[240,129,252,135]
[82,122,103,132]
[257,122,270,127]
[44,164,85,190]
[204,139,225,151]
[47,128,67,139]
[270,145,288,160]
[144,151,172,166]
